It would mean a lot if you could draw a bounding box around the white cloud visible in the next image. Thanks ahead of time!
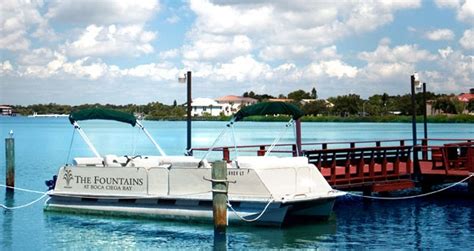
[435,0,474,23]
[358,42,437,63]
[0,60,14,75]
[435,0,462,8]
[186,0,421,62]
[166,15,181,24]
[65,25,156,57]
[18,48,55,65]
[159,49,179,59]
[259,45,313,61]
[424,48,474,92]
[214,55,271,82]
[357,42,438,84]
[182,34,252,61]
[438,46,454,58]
[306,60,358,79]
[363,62,413,80]
[459,29,474,49]
[121,62,179,81]
[0,0,46,51]
[46,0,160,25]
[425,29,455,41]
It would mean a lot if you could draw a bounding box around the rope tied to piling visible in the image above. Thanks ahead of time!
[342,173,474,200]
[226,197,274,222]
[0,184,48,210]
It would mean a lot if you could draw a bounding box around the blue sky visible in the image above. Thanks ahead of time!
[0,0,473,105]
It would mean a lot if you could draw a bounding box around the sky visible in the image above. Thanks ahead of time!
[0,0,473,105]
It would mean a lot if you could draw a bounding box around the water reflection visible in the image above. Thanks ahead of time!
[1,190,14,249]
[43,211,338,249]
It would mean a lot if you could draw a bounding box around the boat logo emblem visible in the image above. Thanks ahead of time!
[63,169,74,188]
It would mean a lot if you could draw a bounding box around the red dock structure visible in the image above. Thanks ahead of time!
[191,138,474,194]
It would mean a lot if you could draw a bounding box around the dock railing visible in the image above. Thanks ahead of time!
[417,138,474,174]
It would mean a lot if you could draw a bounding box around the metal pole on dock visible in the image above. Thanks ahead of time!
[5,130,15,189]
[411,75,421,180]
[186,71,192,154]
[422,82,428,140]
[295,119,302,156]
[179,71,193,155]
[212,161,228,250]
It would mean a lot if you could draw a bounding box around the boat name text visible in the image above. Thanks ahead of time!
[74,175,144,186]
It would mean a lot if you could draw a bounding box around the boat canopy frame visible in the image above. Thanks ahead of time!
[68,108,166,158]
[201,102,304,161]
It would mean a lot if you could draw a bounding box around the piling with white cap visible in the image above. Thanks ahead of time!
[5,130,15,189]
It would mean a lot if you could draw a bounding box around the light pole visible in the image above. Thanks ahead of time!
[422,82,428,140]
[411,73,422,179]
[179,71,192,155]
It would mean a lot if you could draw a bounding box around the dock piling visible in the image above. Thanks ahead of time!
[469,178,474,193]
[5,130,15,190]
[212,161,228,249]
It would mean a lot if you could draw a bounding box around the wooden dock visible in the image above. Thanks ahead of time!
[191,138,474,194]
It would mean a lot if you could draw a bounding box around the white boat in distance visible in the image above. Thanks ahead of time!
[28,112,69,118]
[44,103,345,226]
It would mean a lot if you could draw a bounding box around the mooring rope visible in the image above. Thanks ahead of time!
[0,184,48,210]
[342,173,474,200]
[1,194,48,210]
[227,198,274,222]
[0,184,47,194]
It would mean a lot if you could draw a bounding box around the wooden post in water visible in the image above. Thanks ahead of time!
[5,131,15,189]
[212,161,227,250]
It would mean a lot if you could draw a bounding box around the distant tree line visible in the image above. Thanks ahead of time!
[12,101,186,120]
[10,89,473,120]
[243,89,473,116]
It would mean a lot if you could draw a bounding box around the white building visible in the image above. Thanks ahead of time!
[191,98,223,116]
[215,95,258,116]
[0,105,13,116]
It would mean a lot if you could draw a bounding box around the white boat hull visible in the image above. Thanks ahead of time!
[44,195,337,226]
[45,155,344,226]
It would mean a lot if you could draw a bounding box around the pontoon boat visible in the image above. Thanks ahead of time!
[44,103,345,226]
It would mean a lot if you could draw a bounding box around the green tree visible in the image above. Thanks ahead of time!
[433,96,459,114]
[467,99,474,113]
[328,94,363,116]
[302,100,328,116]
[311,87,318,99]
[287,89,311,101]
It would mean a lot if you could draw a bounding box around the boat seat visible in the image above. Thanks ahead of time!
[104,155,128,167]
[131,156,211,168]
[129,158,167,169]
[73,157,104,167]
[235,156,310,169]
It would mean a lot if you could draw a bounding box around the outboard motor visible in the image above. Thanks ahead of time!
[45,175,57,190]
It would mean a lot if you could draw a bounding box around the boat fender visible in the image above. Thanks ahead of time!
[45,175,57,190]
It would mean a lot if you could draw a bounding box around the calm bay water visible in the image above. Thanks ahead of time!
[0,117,473,249]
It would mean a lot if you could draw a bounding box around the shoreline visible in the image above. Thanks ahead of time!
[4,114,473,123]
[145,114,474,123]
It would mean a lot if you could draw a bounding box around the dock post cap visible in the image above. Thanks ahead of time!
[9,130,13,138]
